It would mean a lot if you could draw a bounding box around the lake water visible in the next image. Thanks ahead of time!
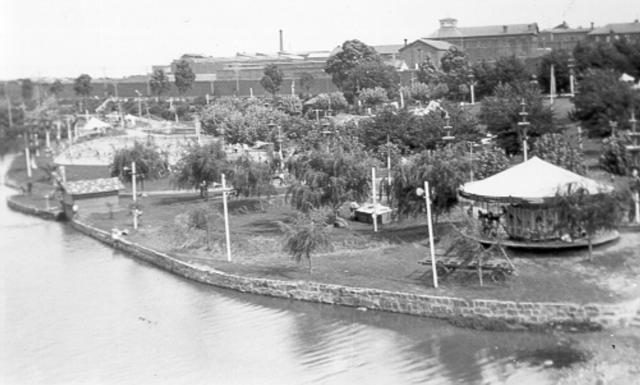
[0,156,568,384]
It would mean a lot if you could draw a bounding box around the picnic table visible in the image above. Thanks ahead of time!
[418,253,515,282]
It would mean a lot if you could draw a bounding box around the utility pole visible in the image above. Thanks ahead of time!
[371,167,378,232]
[222,173,232,262]
[417,182,438,288]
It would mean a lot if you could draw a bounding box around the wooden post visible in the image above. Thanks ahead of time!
[425,181,438,288]
[222,173,232,262]
[372,167,378,232]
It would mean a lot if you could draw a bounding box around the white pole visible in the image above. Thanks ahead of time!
[56,121,61,142]
[131,161,137,203]
[635,192,640,225]
[222,173,232,262]
[425,181,438,288]
[45,130,51,149]
[67,117,73,144]
[25,147,32,178]
[470,84,475,105]
[195,117,201,144]
[399,88,404,109]
[250,88,253,98]
[371,168,378,232]
[523,133,528,162]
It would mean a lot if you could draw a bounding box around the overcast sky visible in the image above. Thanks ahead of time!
[1,0,638,80]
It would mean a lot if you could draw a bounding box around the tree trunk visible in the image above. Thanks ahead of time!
[307,252,312,275]
[477,255,483,286]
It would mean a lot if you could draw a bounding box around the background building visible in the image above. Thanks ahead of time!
[428,18,542,62]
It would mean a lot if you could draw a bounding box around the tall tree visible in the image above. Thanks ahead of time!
[260,64,284,96]
[538,50,571,94]
[174,59,196,95]
[48,80,64,99]
[279,209,331,274]
[416,57,441,85]
[572,69,637,137]
[299,72,315,95]
[173,142,228,196]
[20,79,34,104]
[553,185,621,259]
[228,155,276,199]
[324,39,399,102]
[479,81,554,155]
[73,74,93,111]
[392,146,468,224]
[440,47,473,101]
[325,40,380,90]
[110,141,168,189]
[342,61,400,102]
[150,68,171,97]
[286,144,377,215]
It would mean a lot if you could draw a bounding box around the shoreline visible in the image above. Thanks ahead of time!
[5,185,640,332]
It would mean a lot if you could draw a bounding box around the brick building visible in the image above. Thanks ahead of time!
[398,38,454,69]
[427,18,541,62]
[587,20,640,42]
[538,22,591,51]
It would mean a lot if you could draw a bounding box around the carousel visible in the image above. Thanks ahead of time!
[458,156,620,249]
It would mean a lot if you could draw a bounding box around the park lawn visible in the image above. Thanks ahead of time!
[82,194,640,305]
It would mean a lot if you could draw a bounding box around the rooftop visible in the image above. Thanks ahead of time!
[430,18,539,39]
[588,21,640,35]
[61,177,125,196]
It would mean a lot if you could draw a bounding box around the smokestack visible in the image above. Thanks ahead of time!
[279,29,283,53]
[404,38,408,47]
[590,22,594,30]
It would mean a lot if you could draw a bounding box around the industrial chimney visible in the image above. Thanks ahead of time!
[279,29,284,53]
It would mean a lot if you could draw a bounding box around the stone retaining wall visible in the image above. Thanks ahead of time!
[68,218,639,330]
[6,195,60,220]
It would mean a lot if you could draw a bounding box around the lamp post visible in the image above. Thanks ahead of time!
[269,120,285,171]
[466,141,479,182]
[518,99,530,162]
[442,114,455,144]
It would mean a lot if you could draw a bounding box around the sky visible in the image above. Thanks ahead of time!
[1,0,639,80]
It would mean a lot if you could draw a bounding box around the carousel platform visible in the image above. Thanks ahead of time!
[461,230,620,250]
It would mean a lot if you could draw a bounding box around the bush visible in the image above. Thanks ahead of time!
[598,134,633,175]
[532,133,586,174]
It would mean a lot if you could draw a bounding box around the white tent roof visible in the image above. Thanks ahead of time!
[80,117,111,132]
[619,73,635,82]
[459,157,612,203]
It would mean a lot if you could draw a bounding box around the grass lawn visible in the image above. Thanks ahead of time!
[82,194,640,305]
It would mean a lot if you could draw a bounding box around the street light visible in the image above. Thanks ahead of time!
[268,120,285,170]
[517,99,531,162]
[442,114,455,143]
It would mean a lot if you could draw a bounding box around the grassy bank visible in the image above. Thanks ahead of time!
[82,193,640,305]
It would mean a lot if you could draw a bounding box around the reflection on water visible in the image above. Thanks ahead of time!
[0,156,560,384]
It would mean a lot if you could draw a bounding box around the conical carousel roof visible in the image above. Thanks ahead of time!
[459,156,612,203]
